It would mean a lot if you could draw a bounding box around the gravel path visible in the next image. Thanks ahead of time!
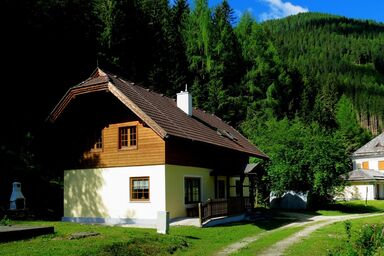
[215,212,384,256]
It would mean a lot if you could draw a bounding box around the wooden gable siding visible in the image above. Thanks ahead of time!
[83,121,165,167]
[165,137,248,174]
[52,91,165,169]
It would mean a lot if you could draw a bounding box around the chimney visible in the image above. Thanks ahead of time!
[177,85,192,116]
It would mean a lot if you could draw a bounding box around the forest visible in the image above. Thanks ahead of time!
[1,0,384,216]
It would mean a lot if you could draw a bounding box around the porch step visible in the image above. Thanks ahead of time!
[202,214,246,227]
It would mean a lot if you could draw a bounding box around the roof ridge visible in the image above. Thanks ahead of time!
[114,76,191,140]
[354,132,384,155]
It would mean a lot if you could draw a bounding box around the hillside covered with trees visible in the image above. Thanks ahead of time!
[1,0,384,214]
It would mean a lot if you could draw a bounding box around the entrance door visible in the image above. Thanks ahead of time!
[377,184,381,199]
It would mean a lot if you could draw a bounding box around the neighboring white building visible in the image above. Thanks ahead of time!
[340,133,384,200]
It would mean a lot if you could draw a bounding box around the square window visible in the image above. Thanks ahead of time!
[119,126,137,149]
[130,177,149,201]
[89,129,103,152]
[379,161,384,170]
[94,130,103,150]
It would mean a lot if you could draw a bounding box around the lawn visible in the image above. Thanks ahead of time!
[284,215,384,256]
[231,225,304,256]
[227,200,384,256]
[0,218,292,256]
[1,200,383,255]
[316,200,384,215]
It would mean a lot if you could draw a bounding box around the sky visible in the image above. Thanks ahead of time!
[204,0,384,24]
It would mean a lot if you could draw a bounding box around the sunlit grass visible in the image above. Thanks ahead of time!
[284,215,384,256]
[1,200,383,255]
[232,226,304,256]
[0,218,293,256]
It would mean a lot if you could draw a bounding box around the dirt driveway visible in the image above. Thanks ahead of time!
[215,212,384,256]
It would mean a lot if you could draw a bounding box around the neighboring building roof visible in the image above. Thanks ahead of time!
[353,132,384,158]
[47,68,268,159]
[345,169,384,182]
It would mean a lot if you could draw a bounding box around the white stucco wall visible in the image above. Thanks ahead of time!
[342,184,375,200]
[165,165,214,219]
[64,165,166,223]
[353,156,384,170]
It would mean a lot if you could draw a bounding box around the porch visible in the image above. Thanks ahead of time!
[184,163,261,226]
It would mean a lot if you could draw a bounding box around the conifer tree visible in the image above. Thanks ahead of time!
[183,0,212,108]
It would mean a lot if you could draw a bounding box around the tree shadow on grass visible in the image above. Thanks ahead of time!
[205,208,316,231]
[323,202,384,214]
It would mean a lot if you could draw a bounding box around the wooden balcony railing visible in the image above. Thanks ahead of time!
[197,197,250,225]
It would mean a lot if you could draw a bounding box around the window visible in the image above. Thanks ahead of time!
[119,126,137,149]
[89,129,103,151]
[362,161,369,170]
[217,180,225,199]
[185,177,201,204]
[235,180,242,197]
[94,129,103,150]
[379,161,384,171]
[130,177,149,201]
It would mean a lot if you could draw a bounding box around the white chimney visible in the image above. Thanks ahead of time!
[10,182,26,210]
[177,85,192,116]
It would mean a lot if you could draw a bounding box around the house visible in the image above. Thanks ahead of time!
[46,68,268,226]
[340,132,384,200]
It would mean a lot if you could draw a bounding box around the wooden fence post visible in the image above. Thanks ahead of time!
[198,203,202,227]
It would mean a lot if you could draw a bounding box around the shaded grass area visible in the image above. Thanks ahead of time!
[320,200,384,214]
[284,215,384,256]
[283,200,384,216]
[0,221,186,256]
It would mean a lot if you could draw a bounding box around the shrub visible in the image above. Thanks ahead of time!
[0,215,11,226]
[328,222,384,256]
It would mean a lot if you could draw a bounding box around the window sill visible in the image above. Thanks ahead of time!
[90,149,103,153]
[119,146,138,151]
[130,200,150,203]
[185,203,200,207]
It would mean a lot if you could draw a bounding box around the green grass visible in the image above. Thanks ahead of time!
[284,215,384,256]
[2,200,383,255]
[231,225,304,256]
[0,221,190,256]
[0,218,292,256]
[170,218,294,255]
[289,200,384,216]
[323,200,384,214]
[231,200,384,256]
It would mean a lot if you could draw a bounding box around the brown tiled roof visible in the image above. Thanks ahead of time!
[48,68,268,159]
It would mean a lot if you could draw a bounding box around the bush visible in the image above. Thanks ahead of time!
[0,215,11,226]
[328,222,384,256]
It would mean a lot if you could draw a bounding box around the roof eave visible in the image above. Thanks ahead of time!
[46,80,168,140]
[46,82,109,123]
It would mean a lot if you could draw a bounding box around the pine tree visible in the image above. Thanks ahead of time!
[183,0,212,108]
